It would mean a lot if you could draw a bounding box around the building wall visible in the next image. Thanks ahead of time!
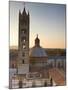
[11,77,51,88]
[48,56,66,71]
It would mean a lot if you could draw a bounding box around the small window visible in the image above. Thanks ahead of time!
[23,44,26,49]
[21,29,26,34]
[22,30,25,34]
[21,37,26,42]
[19,80,22,88]
[23,39,26,43]
[22,59,24,64]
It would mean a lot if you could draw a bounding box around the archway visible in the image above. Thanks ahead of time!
[19,80,22,88]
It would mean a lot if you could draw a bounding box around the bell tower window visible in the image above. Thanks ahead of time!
[23,39,26,43]
[22,44,26,49]
[21,29,26,34]
[21,37,26,42]
[22,59,24,64]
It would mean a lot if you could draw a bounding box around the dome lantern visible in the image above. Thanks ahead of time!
[29,34,48,57]
[35,34,40,47]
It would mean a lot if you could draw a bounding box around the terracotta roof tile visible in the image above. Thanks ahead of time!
[49,68,65,85]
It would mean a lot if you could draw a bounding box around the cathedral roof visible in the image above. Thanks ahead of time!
[29,35,47,57]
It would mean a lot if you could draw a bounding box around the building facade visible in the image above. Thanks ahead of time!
[9,6,66,89]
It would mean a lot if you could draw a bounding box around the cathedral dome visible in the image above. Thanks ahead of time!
[29,46,47,57]
[29,35,47,57]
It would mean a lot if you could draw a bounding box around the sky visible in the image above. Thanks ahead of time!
[10,1,66,49]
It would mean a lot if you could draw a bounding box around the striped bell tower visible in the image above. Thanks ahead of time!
[18,6,29,74]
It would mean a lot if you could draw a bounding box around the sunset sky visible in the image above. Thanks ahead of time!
[10,1,66,49]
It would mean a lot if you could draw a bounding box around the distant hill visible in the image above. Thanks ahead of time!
[10,47,66,59]
[44,48,66,56]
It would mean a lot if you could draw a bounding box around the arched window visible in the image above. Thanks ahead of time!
[44,81,47,86]
[19,80,22,88]
[21,29,26,34]
[22,59,24,64]
[23,39,26,43]
[22,44,26,49]
[21,37,26,43]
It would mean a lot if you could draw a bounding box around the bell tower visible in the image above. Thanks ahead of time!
[18,7,29,74]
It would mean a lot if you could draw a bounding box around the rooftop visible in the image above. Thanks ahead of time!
[49,68,65,85]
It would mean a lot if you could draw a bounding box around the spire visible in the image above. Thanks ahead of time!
[22,7,26,15]
[37,34,38,38]
[23,5,26,12]
[22,2,27,15]
[35,34,40,47]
